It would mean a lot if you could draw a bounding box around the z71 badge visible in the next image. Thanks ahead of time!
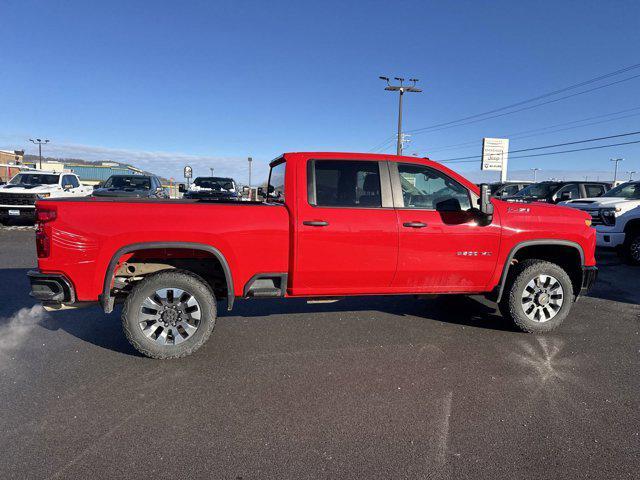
[456,251,493,256]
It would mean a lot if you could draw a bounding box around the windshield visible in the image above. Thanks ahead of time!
[193,177,235,190]
[514,182,559,198]
[103,176,151,189]
[602,182,640,199]
[9,173,60,185]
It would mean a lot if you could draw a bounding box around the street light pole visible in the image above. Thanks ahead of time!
[210,167,214,177]
[530,168,540,182]
[248,157,253,188]
[29,138,49,170]
[626,170,636,181]
[379,76,422,156]
[610,157,623,183]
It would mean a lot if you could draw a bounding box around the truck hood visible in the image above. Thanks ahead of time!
[560,197,637,208]
[501,195,550,203]
[496,198,590,223]
[185,190,238,199]
[559,196,640,214]
[92,188,150,198]
[0,184,58,194]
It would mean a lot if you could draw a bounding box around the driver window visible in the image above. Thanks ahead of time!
[398,163,471,211]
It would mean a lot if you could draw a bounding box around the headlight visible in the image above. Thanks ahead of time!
[38,193,51,198]
[600,207,620,226]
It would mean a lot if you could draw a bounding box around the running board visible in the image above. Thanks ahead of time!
[307,297,344,304]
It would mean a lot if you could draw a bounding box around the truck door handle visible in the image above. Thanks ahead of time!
[303,220,329,227]
[403,222,427,228]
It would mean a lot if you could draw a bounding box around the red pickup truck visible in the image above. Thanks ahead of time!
[29,152,597,359]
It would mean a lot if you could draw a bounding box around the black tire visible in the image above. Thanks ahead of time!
[122,270,217,359]
[622,231,640,266]
[498,259,574,333]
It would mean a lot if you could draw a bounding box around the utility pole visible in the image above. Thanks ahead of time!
[248,157,253,188]
[29,138,49,170]
[379,76,422,156]
[610,157,623,183]
[530,168,540,182]
[626,170,636,181]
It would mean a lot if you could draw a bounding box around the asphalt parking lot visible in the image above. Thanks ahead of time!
[0,227,638,479]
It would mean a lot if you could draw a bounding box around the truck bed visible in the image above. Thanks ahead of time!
[36,197,290,302]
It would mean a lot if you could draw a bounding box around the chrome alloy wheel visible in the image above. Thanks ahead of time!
[521,274,564,323]
[138,288,201,345]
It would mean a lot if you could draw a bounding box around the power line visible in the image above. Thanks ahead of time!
[436,130,640,162]
[406,62,640,133]
[439,139,640,164]
[425,105,640,153]
[407,73,640,135]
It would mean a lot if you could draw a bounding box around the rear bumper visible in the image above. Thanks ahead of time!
[27,270,76,304]
[579,266,598,297]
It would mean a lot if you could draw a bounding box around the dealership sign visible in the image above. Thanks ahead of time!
[481,138,509,171]
[183,165,193,179]
[481,138,509,181]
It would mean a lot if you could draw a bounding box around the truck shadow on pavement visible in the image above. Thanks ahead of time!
[5,263,635,358]
[228,294,519,333]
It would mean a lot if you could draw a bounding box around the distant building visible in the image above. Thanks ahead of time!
[23,160,144,185]
[0,150,24,183]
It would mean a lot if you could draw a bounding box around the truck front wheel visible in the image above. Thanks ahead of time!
[499,260,573,333]
[623,232,640,266]
[122,270,217,359]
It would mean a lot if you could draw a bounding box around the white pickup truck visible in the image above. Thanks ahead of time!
[0,171,92,224]
[560,180,640,265]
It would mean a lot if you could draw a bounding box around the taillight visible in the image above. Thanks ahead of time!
[35,206,56,258]
[36,208,57,223]
[36,229,50,258]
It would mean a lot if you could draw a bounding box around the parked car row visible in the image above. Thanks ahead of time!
[560,181,640,265]
[0,171,92,224]
[179,176,242,201]
[487,180,611,203]
[0,171,247,225]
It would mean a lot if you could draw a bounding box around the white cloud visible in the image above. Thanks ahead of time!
[0,138,269,184]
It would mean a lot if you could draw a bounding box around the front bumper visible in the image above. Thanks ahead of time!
[579,266,598,297]
[596,231,625,248]
[27,270,75,304]
[0,206,36,220]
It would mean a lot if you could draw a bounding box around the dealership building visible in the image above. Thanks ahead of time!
[21,160,144,185]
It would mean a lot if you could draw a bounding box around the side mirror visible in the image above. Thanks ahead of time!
[93,184,101,190]
[63,184,73,190]
[560,191,572,201]
[435,197,461,212]
[479,184,494,225]
[178,184,186,193]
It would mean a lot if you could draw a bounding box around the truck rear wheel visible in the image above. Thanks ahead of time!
[121,270,217,359]
[499,259,573,333]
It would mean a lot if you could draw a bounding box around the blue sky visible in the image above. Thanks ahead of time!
[1,0,639,183]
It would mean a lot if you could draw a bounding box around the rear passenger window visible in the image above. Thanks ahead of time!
[585,184,605,197]
[309,160,381,207]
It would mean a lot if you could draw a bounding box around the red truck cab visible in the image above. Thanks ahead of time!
[29,152,597,358]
